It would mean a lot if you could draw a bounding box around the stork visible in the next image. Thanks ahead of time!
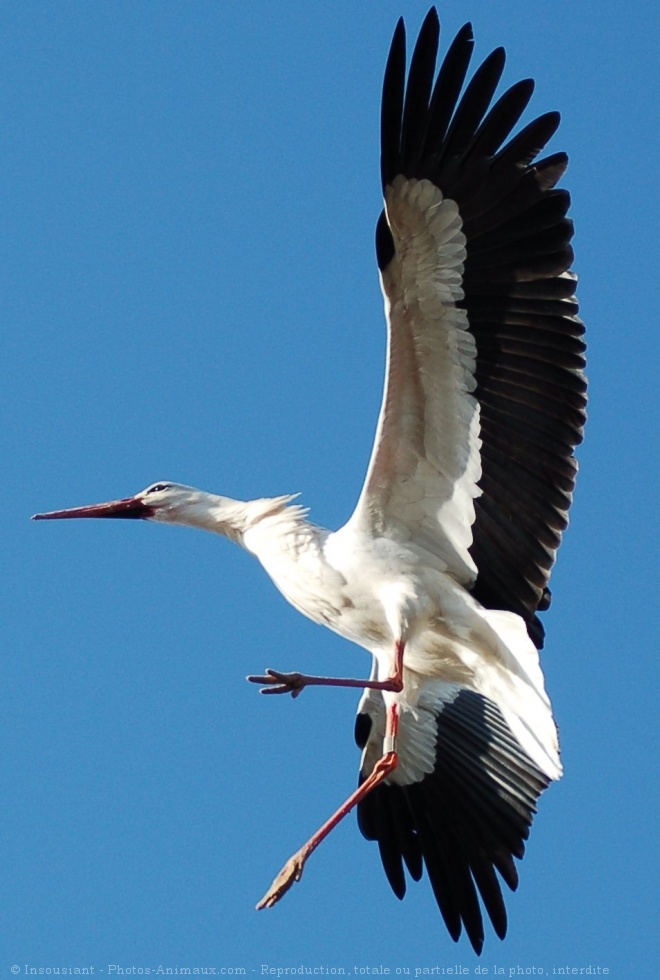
[33,8,586,954]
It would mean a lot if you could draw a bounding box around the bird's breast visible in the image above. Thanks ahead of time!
[245,517,469,656]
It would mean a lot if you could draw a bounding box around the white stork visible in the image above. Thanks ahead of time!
[33,8,586,954]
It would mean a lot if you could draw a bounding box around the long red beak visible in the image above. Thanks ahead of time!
[32,495,155,521]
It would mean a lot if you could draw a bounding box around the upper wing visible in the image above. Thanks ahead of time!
[346,9,586,646]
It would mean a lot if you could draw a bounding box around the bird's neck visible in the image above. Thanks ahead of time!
[186,492,332,626]
[176,492,311,548]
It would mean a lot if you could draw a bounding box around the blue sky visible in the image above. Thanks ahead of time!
[3,0,659,975]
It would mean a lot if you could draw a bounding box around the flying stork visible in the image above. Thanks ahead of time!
[33,8,586,954]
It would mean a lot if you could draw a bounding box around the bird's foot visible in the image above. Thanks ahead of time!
[246,668,307,698]
[255,850,306,909]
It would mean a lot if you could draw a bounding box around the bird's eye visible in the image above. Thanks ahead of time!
[147,483,171,494]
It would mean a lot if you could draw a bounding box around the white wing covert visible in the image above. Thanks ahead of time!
[348,175,482,584]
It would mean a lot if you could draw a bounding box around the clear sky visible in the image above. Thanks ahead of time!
[3,0,659,975]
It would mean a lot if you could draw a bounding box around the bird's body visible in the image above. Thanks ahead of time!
[33,7,586,955]
[241,493,560,780]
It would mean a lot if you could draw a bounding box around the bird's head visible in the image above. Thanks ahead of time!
[33,482,297,541]
[32,481,220,528]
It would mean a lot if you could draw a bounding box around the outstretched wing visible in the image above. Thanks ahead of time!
[345,8,586,647]
[355,684,551,955]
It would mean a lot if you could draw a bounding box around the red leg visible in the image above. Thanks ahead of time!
[248,640,406,698]
[256,704,400,910]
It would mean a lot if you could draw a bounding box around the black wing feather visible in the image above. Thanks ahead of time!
[400,9,440,167]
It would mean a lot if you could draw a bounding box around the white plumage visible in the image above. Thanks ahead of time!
[33,7,586,955]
